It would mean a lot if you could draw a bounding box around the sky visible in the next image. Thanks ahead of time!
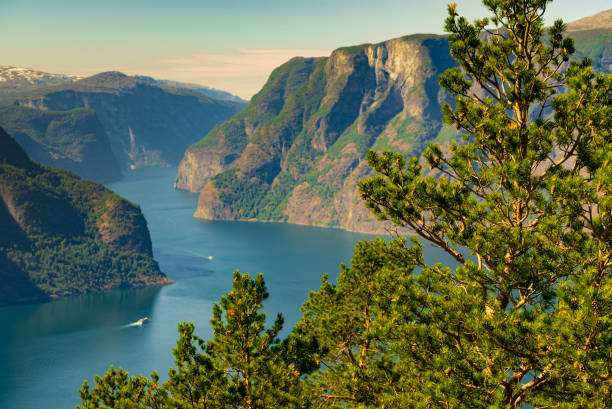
[1,0,609,99]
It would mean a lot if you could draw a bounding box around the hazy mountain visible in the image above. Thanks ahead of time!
[566,10,612,73]
[134,76,247,103]
[14,71,247,170]
[566,9,611,32]
[175,13,611,234]
[0,127,170,306]
[0,66,80,98]
[0,105,122,183]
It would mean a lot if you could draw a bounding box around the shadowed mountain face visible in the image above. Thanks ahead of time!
[0,127,170,306]
[11,71,246,171]
[0,106,122,183]
[176,18,611,234]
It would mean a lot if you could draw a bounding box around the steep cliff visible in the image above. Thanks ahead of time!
[177,17,612,234]
[175,57,325,192]
[176,35,457,233]
[15,72,246,170]
[0,127,170,306]
[0,105,121,183]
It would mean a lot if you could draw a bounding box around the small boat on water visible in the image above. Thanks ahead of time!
[134,317,150,326]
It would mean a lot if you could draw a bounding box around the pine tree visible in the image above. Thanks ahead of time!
[163,322,228,408]
[288,238,418,408]
[77,1,610,408]
[78,272,301,409]
[77,366,165,409]
[352,0,612,407]
[206,271,301,409]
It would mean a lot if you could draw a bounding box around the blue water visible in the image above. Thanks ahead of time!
[0,167,454,409]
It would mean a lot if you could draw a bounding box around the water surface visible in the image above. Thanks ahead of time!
[0,167,453,409]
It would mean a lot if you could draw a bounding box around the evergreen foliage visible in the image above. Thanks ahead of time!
[357,0,611,406]
[79,272,301,409]
[78,1,610,408]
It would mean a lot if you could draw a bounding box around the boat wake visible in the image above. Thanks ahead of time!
[124,317,150,327]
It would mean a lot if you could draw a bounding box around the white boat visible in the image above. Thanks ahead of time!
[134,317,150,326]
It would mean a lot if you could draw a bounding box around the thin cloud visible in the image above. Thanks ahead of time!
[141,48,331,99]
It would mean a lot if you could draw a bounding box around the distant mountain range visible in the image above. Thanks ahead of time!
[566,9,612,32]
[0,105,122,183]
[133,76,248,103]
[0,127,170,306]
[0,67,245,103]
[0,66,80,98]
[0,71,247,181]
[175,10,611,234]
[566,9,612,73]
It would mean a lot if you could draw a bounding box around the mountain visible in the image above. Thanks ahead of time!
[0,105,122,183]
[566,9,612,32]
[13,71,247,170]
[176,14,612,234]
[0,127,170,306]
[176,35,458,233]
[566,10,612,73]
[0,67,80,101]
[134,76,247,103]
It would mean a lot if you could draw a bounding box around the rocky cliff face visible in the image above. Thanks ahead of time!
[0,127,170,306]
[177,35,457,233]
[15,72,246,170]
[0,105,122,183]
[177,20,612,234]
[175,57,325,192]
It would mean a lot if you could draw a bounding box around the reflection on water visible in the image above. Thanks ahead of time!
[0,167,455,409]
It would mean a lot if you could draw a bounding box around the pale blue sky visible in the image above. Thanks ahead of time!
[1,0,609,98]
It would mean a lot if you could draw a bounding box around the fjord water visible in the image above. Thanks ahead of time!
[0,167,454,409]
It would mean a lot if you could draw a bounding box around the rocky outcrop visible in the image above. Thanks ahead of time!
[95,197,154,255]
[175,148,236,192]
[14,72,246,171]
[0,127,170,306]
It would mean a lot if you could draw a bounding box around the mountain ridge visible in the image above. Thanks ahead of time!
[176,34,457,233]
[11,71,247,171]
[176,17,611,234]
[566,9,611,32]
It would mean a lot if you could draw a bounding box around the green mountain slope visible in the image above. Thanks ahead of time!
[565,10,611,72]
[176,35,458,233]
[0,105,122,183]
[176,16,611,234]
[14,71,247,170]
[0,127,170,306]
